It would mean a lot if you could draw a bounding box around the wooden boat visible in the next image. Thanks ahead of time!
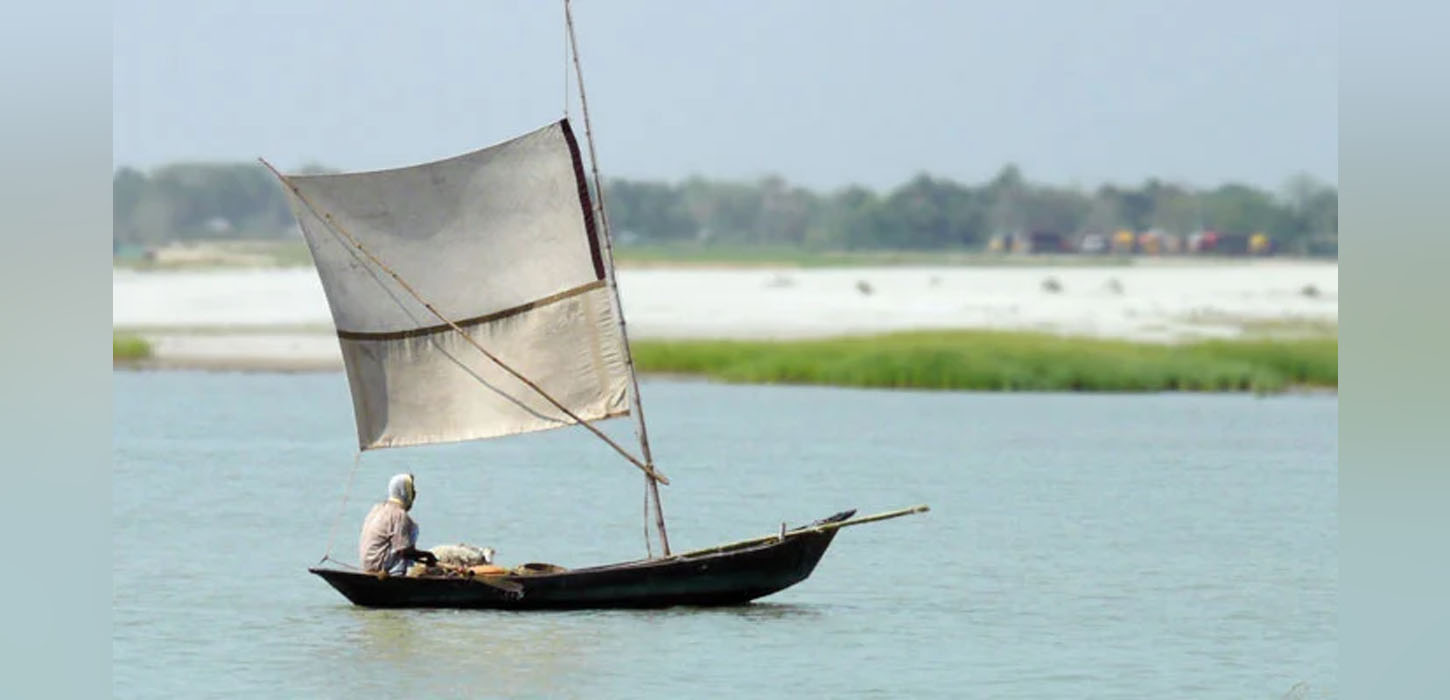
[269,1,926,610]
[311,508,925,610]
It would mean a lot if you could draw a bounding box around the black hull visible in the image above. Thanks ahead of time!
[312,525,840,610]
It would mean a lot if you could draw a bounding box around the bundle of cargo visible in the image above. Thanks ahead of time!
[431,543,495,567]
[405,543,503,578]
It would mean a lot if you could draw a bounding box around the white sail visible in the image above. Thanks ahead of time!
[280,120,631,450]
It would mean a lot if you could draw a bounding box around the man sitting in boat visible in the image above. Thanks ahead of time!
[358,473,437,575]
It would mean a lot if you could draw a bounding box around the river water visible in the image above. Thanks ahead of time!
[113,372,1336,698]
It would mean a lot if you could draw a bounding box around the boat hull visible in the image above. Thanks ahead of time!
[310,527,840,610]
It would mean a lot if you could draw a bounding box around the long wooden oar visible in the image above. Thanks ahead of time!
[668,504,930,560]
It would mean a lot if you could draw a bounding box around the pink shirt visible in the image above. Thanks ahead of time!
[357,500,418,574]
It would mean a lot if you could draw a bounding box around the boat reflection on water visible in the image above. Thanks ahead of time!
[337,608,596,696]
[642,602,826,622]
[328,601,827,695]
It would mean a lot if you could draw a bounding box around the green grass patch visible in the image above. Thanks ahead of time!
[630,331,1337,393]
[113,333,153,362]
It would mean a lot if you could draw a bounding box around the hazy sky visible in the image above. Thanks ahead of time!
[113,1,1336,191]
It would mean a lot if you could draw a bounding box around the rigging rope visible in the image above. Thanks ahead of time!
[562,0,571,118]
[317,451,364,566]
[642,476,653,559]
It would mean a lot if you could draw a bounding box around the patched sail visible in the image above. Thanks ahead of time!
[279,120,631,450]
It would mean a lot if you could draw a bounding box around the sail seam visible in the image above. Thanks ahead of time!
[334,280,606,340]
[366,407,631,450]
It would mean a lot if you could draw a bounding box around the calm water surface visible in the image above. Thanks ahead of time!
[114,372,1336,698]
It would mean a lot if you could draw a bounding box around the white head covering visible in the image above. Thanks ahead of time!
[387,473,416,510]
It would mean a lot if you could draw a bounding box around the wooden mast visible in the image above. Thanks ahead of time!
[564,0,671,556]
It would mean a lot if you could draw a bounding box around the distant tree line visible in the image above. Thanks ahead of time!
[112,162,1337,254]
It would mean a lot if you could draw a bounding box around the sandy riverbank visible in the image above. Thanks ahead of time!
[114,261,1336,371]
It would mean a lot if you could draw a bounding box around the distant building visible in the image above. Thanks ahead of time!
[986,231,1070,255]
[1136,230,1162,255]
[1214,233,1251,255]
[1111,229,1136,254]
[1010,231,1069,254]
[1303,234,1337,258]
[1191,231,1259,255]
[1134,229,1183,255]
[1077,233,1107,255]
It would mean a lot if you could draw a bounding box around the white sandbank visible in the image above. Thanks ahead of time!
[113,261,1337,370]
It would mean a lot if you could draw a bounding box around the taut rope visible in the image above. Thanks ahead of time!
[317,451,363,566]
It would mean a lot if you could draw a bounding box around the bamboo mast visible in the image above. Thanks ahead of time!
[259,158,668,487]
[564,0,671,556]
